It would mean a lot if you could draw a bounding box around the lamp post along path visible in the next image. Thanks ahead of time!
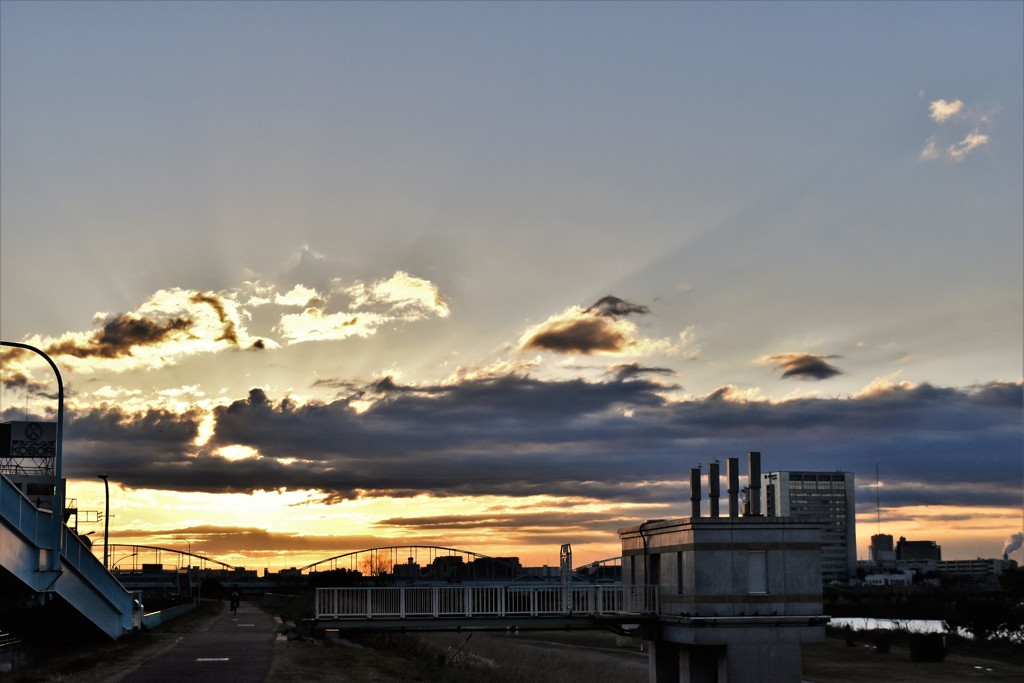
[98,474,110,569]
[1,341,65,571]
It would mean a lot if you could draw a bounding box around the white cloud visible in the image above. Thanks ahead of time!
[275,284,322,307]
[663,327,702,360]
[929,99,964,123]
[947,129,990,161]
[276,307,387,343]
[919,137,939,160]
[345,271,450,319]
[920,97,994,163]
[16,288,258,374]
[855,371,916,398]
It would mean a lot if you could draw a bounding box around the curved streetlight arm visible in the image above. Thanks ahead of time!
[1,340,65,571]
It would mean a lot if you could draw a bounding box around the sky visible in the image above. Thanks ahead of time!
[1,1,1021,571]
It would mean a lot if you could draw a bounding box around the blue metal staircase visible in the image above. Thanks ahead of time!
[1,472,135,639]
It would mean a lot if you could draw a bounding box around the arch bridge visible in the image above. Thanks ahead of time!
[300,545,523,582]
[102,544,236,572]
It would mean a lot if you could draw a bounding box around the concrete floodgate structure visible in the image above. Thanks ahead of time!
[619,453,828,683]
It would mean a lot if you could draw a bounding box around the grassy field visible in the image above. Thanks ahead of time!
[801,632,1024,682]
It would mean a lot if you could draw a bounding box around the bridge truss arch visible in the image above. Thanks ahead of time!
[300,545,522,581]
[102,543,236,572]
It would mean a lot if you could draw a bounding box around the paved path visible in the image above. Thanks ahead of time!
[123,601,278,683]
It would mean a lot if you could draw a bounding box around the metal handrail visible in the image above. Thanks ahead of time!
[316,584,659,620]
[0,471,54,547]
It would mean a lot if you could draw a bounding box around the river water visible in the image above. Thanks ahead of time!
[829,617,947,634]
[830,617,1024,644]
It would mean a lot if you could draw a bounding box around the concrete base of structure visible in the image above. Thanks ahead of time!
[649,640,803,683]
[648,622,820,683]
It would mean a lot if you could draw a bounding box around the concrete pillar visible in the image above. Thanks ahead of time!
[681,645,724,683]
[723,642,803,683]
[649,640,682,683]
[650,642,727,683]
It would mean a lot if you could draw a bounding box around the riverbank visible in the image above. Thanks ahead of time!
[4,606,1024,682]
[802,632,1024,682]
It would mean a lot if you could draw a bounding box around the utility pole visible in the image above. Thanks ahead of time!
[97,474,109,569]
[875,464,881,534]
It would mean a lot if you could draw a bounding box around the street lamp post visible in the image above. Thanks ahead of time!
[97,474,109,569]
[1,341,65,572]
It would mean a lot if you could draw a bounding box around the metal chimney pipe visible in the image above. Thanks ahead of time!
[690,467,702,518]
[708,462,720,518]
[747,451,762,516]
[726,457,740,518]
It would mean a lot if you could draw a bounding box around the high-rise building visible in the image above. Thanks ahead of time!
[762,470,857,584]
[869,533,896,564]
[895,536,941,562]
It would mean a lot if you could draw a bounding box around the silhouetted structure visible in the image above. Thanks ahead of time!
[869,533,896,564]
[896,536,941,562]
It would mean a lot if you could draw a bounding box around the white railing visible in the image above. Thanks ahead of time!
[316,584,658,620]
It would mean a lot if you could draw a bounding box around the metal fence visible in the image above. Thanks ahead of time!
[316,584,658,620]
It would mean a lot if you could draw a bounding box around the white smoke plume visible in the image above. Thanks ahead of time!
[1002,532,1024,556]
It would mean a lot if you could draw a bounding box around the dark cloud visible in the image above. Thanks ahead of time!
[521,317,629,354]
[109,525,407,558]
[519,295,652,355]
[375,510,646,534]
[586,296,650,318]
[46,314,193,359]
[0,369,59,399]
[57,377,1022,519]
[857,480,1021,510]
[0,346,30,363]
[608,363,675,382]
[765,353,842,380]
[63,405,202,470]
[190,292,238,345]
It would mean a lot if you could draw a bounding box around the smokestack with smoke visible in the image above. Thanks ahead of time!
[1002,532,1024,557]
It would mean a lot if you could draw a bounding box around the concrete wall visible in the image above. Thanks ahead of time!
[142,602,195,629]
[621,516,826,683]
[621,517,823,619]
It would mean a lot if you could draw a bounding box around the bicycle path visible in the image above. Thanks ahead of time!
[121,601,278,683]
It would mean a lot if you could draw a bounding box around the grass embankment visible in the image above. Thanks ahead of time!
[802,630,1024,682]
[269,629,647,683]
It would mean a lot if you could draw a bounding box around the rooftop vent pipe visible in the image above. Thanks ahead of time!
[708,461,720,518]
[727,457,740,518]
[747,451,762,516]
[690,467,702,518]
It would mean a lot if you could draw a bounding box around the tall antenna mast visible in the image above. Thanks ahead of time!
[875,463,881,534]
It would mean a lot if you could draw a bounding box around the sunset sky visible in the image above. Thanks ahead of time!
[1,1,1021,571]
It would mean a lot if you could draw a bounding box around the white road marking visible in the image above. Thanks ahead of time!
[238,623,254,627]
[195,658,230,662]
